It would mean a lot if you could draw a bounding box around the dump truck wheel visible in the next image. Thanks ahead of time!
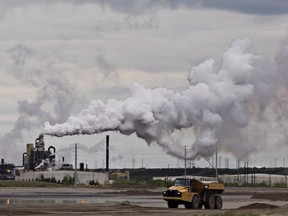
[204,196,215,209]
[184,195,200,209]
[215,195,223,209]
[167,201,178,208]
[191,195,200,209]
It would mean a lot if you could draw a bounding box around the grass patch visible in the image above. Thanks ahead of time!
[0,180,65,187]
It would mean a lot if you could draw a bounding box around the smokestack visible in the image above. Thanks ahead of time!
[106,135,109,173]
[80,163,84,171]
[1,159,4,164]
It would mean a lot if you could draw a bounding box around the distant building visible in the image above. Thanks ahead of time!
[23,135,56,171]
[219,174,288,187]
[109,170,129,180]
[0,159,15,180]
[20,170,107,185]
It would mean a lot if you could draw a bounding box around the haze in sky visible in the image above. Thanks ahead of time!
[1,0,288,169]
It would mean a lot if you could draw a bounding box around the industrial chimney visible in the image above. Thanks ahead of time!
[106,135,109,173]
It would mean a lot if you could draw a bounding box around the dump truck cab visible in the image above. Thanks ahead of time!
[163,177,224,209]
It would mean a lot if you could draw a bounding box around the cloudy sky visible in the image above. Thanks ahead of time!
[1,0,288,169]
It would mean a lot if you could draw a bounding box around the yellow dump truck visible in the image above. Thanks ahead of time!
[163,178,224,209]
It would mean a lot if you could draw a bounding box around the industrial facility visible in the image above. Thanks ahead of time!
[0,159,15,180]
[1,133,288,188]
[23,134,56,171]
[18,134,110,185]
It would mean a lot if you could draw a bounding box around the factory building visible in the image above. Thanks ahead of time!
[20,170,107,185]
[23,134,56,171]
[17,134,110,185]
[0,159,15,180]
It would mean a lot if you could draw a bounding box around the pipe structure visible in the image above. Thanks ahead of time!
[15,153,27,168]
[48,146,56,154]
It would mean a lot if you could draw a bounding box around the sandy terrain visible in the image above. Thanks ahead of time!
[0,187,287,215]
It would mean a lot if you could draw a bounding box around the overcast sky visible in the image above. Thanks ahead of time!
[1,0,288,169]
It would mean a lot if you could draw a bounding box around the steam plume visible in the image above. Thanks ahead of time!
[0,44,78,163]
[44,38,288,161]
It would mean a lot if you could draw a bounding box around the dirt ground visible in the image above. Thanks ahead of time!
[0,187,288,215]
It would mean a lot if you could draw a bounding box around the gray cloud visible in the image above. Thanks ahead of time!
[96,48,119,82]
[1,0,287,15]
[93,0,288,15]
[89,86,129,99]
[201,0,288,15]
[0,81,11,87]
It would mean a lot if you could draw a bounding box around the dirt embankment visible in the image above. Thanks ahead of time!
[101,189,161,195]
[238,203,280,210]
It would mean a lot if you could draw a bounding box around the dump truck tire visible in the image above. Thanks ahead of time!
[168,201,178,208]
[205,196,215,209]
[215,195,223,209]
[192,195,200,209]
[185,195,200,209]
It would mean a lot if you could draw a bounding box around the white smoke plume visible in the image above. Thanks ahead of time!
[43,38,288,161]
[0,44,79,163]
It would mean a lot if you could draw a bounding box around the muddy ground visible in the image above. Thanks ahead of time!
[0,187,288,215]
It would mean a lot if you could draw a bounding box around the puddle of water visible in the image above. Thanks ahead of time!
[0,198,101,205]
[0,195,163,206]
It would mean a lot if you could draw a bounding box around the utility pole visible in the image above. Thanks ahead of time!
[74,143,78,186]
[215,142,218,181]
[184,146,187,177]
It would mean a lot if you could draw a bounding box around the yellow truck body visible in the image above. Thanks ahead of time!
[163,178,224,209]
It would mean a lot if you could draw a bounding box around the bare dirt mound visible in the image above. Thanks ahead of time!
[102,189,160,195]
[125,189,160,195]
[238,202,280,209]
